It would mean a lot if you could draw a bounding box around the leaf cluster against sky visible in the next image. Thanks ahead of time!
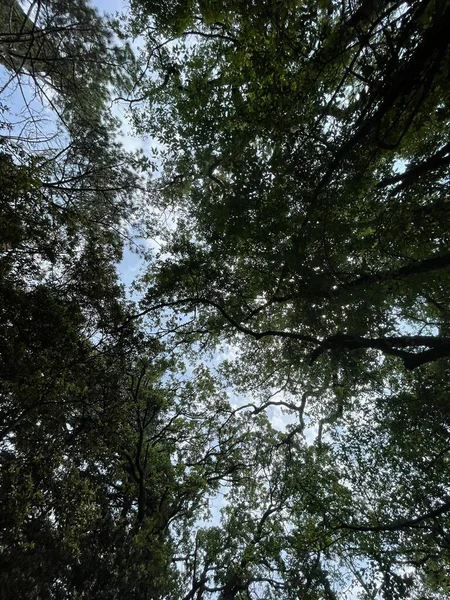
[2,1,450,599]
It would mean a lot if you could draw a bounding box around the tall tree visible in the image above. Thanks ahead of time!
[0,0,134,130]
[130,0,450,374]
[123,0,450,597]
[0,2,175,597]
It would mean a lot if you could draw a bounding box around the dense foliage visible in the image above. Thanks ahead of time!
[2,0,450,598]
[126,0,450,597]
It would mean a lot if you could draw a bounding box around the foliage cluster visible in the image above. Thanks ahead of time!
[2,1,450,599]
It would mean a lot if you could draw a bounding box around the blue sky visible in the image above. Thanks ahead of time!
[94,0,127,15]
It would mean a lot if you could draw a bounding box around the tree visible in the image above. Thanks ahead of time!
[0,2,180,595]
[0,139,269,599]
[0,0,142,220]
[130,0,450,372]
[0,0,134,133]
[0,141,258,597]
[122,0,450,597]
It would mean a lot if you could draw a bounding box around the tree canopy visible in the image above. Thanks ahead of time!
[2,0,450,598]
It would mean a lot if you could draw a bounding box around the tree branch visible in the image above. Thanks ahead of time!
[339,499,450,533]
